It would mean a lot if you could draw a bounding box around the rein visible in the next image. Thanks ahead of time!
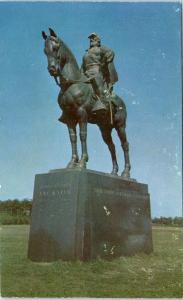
[54,76,61,87]
[53,73,94,89]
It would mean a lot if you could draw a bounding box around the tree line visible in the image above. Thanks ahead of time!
[152,216,183,227]
[0,199,182,226]
[0,199,32,216]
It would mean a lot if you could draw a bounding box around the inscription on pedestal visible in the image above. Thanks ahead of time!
[94,187,149,200]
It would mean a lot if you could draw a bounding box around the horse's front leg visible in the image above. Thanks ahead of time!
[66,124,79,168]
[78,122,88,169]
[77,107,88,169]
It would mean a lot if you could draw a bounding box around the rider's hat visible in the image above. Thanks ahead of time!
[88,32,100,41]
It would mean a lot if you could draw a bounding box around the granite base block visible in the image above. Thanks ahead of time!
[28,169,153,261]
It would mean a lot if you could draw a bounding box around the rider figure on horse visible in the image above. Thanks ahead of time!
[81,33,118,112]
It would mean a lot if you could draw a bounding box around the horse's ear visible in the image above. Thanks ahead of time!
[49,28,57,38]
[42,31,47,40]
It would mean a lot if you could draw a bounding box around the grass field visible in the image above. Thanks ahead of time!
[1,225,183,297]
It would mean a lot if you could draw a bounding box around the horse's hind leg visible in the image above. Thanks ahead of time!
[99,126,119,175]
[116,125,131,178]
[67,123,79,168]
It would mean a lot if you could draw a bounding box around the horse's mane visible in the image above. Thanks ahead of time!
[58,38,80,70]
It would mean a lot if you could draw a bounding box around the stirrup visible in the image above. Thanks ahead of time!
[92,99,107,113]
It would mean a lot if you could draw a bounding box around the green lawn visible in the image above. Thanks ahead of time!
[1,225,183,297]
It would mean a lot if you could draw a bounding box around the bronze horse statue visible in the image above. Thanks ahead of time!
[42,28,131,178]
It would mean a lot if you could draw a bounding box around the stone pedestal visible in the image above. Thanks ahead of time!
[28,169,153,262]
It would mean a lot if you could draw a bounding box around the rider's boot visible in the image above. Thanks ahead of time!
[91,78,107,113]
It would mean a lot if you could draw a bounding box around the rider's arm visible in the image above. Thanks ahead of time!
[101,46,118,85]
[101,46,115,64]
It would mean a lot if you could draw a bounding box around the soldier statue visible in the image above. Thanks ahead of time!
[81,33,118,112]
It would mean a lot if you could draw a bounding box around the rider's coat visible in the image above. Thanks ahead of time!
[81,45,118,87]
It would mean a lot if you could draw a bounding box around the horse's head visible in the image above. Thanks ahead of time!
[42,28,62,77]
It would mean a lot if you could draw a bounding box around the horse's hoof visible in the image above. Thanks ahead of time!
[66,161,78,169]
[76,160,87,169]
[77,164,86,169]
[121,170,130,179]
[111,171,118,176]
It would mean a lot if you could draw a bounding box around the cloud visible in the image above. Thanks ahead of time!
[121,87,135,97]
[175,8,180,13]
[161,52,166,59]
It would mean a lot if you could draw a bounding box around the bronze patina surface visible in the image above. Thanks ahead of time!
[42,28,130,178]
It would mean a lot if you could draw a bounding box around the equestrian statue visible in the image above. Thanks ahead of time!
[42,28,131,178]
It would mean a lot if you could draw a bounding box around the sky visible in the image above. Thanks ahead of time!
[0,1,182,217]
